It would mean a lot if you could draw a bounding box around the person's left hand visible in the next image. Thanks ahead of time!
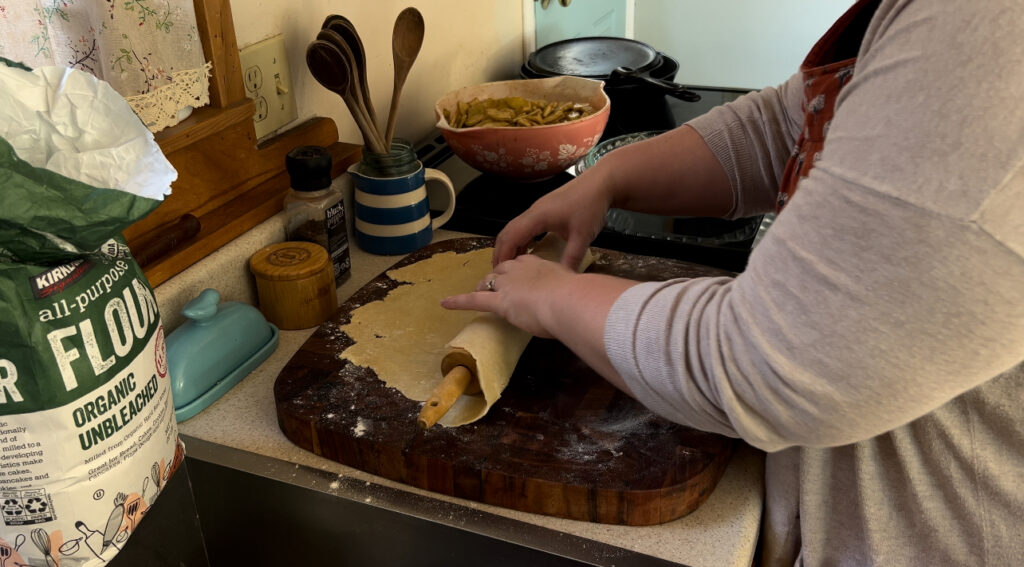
[440,254,576,338]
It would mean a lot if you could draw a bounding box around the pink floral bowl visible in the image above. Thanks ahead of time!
[435,76,610,181]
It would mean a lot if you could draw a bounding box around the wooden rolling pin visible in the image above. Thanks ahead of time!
[417,346,482,429]
[417,235,594,429]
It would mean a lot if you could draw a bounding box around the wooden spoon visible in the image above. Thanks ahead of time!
[315,29,380,146]
[316,28,383,150]
[322,15,378,128]
[306,40,386,154]
[384,7,425,150]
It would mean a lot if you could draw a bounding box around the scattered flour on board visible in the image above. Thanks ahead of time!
[556,412,656,463]
[353,418,370,437]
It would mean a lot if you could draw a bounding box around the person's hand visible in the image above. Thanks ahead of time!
[442,255,639,390]
[494,125,736,269]
[441,254,576,338]
[493,173,613,269]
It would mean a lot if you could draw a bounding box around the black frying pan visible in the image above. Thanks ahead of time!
[525,37,700,102]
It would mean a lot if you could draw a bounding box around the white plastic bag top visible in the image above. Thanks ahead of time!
[0,63,176,201]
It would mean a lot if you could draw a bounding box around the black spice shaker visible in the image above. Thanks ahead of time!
[283,145,351,286]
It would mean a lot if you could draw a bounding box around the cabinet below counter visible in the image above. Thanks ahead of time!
[154,214,765,567]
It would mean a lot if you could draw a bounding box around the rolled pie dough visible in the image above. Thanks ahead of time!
[340,235,593,427]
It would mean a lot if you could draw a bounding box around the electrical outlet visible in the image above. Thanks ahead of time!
[244,66,263,94]
[240,35,298,139]
[254,96,269,122]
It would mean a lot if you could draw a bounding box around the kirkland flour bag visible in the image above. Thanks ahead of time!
[0,59,181,566]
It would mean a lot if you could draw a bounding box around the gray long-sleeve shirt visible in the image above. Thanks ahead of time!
[603,1,1024,565]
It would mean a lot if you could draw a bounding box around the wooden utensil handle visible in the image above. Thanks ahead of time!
[133,214,201,268]
[418,365,473,429]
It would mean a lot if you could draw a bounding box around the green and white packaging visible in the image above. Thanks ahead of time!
[0,60,180,566]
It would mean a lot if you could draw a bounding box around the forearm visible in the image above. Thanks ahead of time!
[586,74,803,221]
[539,272,640,396]
[587,125,735,218]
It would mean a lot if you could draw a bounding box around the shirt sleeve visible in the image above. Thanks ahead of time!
[605,0,1024,452]
[685,72,804,219]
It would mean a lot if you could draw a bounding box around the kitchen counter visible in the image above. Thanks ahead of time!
[154,208,765,567]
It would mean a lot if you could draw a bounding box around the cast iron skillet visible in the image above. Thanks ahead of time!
[524,37,701,102]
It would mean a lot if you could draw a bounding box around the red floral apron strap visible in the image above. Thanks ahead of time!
[775,0,881,212]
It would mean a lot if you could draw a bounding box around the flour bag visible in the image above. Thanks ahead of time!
[0,59,182,566]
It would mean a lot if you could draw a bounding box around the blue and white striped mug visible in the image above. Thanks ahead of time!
[348,160,456,255]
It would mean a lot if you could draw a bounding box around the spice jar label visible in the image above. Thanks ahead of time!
[325,201,351,284]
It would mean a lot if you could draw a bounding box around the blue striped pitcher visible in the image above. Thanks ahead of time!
[348,160,455,255]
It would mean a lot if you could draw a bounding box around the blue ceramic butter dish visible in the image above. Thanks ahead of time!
[167,288,279,422]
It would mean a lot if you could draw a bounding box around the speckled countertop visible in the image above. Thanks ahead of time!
[154,203,765,567]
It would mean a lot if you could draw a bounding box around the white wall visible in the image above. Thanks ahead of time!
[231,1,524,146]
[533,0,629,49]
[635,0,852,90]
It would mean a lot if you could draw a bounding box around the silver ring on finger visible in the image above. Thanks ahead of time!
[486,278,496,292]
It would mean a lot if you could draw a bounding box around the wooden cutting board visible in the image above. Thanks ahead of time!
[274,237,738,526]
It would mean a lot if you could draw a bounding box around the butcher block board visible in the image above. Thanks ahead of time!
[274,237,738,526]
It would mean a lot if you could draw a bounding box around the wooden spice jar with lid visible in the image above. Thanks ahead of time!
[249,241,338,329]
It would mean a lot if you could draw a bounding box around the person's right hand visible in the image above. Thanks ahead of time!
[493,172,613,268]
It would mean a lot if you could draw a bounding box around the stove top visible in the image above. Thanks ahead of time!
[418,85,762,273]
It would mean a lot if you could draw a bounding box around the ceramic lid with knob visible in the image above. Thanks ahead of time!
[166,288,279,421]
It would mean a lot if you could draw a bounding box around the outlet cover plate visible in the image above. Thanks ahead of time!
[240,35,298,140]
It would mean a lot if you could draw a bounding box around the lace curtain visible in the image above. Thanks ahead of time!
[0,0,211,133]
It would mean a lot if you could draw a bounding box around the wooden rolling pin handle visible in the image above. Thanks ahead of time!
[417,365,473,429]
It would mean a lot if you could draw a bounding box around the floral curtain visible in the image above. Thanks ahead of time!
[0,0,211,133]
